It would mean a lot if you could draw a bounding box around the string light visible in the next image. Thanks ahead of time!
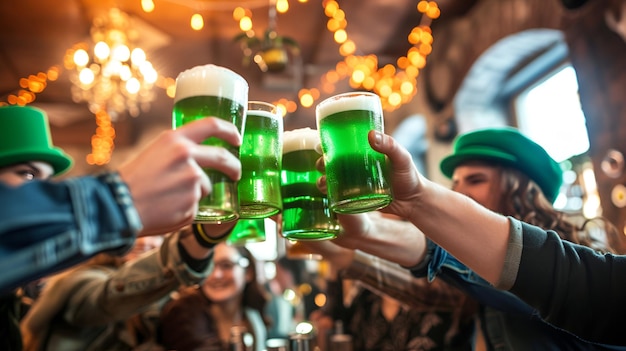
[317,0,440,111]
[0,67,60,107]
[229,0,439,112]
[1,0,439,166]
[190,13,204,30]
[142,0,440,112]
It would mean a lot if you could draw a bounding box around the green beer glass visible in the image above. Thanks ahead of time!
[173,64,248,223]
[280,128,340,240]
[227,218,267,246]
[238,101,283,219]
[316,92,392,214]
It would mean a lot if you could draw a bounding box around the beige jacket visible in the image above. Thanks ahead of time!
[20,229,213,351]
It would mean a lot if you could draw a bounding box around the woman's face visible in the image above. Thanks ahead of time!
[0,162,54,186]
[202,243,250,303]
[451,162,502,212]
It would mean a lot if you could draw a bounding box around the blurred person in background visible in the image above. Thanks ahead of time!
[21,221,236,350]
[160,242,269,351]
[308,239,477,351]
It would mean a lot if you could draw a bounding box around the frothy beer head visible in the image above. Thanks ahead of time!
[248,101,281,122]
[283,128,321,154]
[174,64,248,105]
[316,92,381,122]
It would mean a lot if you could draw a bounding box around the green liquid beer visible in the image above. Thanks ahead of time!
[227,218,267,246]
[173,64,248,223]
[316,92,392,214]
[238,102,283,218]
[280,128,340,240]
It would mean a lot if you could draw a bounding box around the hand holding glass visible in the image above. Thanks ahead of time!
[172,64,248,223]
[316,92,392,214]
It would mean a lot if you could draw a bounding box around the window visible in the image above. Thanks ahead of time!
[514,65,599,216]
[514,65,589,163]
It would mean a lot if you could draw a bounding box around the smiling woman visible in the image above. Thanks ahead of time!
[160,243,270,351]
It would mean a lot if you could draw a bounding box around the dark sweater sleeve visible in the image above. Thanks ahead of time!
[508,220,626,346]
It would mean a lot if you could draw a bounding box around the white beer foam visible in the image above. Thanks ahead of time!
[248,101,283,121]
[174,64,248,104]
[248,107,281,122]
[283,127,321,154]
[316,92,381,122]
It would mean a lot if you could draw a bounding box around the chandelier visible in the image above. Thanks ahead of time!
[65,8,158,121]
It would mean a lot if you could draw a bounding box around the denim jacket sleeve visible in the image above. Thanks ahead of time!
[409,238,536,316]
[0,172,141,294]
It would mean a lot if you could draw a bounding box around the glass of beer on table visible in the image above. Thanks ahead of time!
[238,101,283,219]
[280,128,340,240]
[173,64,248,223]
[316,92,392,214]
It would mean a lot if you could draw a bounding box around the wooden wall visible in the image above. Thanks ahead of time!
[412,0,626,245]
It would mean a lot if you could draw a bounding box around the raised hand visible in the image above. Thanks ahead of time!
[118,117,242,235]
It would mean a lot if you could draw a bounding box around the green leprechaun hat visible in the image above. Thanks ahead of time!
[0,105,73,175]
[440,127,563,203]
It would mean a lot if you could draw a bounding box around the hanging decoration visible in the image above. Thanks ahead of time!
[234,0,300,73]
[230,0,440,113]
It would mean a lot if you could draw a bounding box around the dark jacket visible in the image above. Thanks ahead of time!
[160,288,267,351]
[501,218,626,347]
[410,223,626,350]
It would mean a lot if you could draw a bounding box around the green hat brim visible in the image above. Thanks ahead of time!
[0,147,73,176]
[440,147,518,179]
[439,127,563,203]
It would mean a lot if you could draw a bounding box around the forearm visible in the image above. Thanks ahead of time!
[335,213,428,267]
[408,178,510,284]
[178,222,235,260]
[342,250,464,310]
[68,231,213,324]
[0,173,140,293]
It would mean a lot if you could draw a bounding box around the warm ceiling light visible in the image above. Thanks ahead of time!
[141,0,155,13]
[64,8,158,165]
[276,0,289,13]
[333,29,347,43]
[233,7,246,20]
[191,13,204,30]
[239,16,253,31]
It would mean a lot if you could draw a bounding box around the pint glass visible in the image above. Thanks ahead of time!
[173,64,248,223]
[238,101,283,219]
[316,92,392,214]
[280,128,340,240]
